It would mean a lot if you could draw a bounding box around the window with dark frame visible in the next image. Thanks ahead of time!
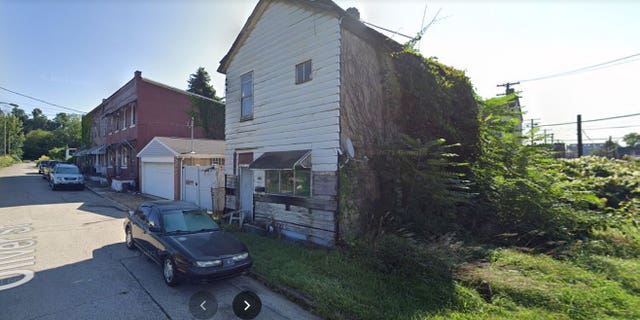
[130,104,136,126]
[264,166,311,197]
[240,72,253,120]
[295,60,312,84]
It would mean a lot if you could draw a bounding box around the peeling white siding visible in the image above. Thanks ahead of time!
[224,1,341,174]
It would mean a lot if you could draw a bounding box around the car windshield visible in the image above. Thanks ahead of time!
[56,167,80,174]
[162,209,220,233]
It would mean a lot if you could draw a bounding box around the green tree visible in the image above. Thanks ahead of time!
[23,130,59,160]
[187,67,219,100]
[186,67,225,139]
[52,114,81,147]
[1,113,25,157]
[622,132,640,147]
[26,108,52,132]
[11,106,29,130]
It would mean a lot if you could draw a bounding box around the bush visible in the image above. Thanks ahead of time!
[0,155,19,168]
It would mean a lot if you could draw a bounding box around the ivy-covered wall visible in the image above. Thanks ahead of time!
[338,28,480,241]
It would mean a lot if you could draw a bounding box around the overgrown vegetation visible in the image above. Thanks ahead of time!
[238,81,640,319]
[186,67,225,139]
[0,155,20,168]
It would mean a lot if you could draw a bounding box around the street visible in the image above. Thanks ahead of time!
[0,163,319,320]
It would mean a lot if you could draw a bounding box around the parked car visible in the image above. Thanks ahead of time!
[123,201,252,286]
[42,160,60,179]
[49,163,84,190]
[38,160,51,174]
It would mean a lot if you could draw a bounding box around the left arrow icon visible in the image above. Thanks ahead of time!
[200,300,207,311]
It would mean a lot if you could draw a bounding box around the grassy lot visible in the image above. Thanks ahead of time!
[235,229,640,320]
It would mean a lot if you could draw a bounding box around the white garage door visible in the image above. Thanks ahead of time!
[142,162,174,200]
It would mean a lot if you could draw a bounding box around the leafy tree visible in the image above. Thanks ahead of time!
[623,132,640,147]
[53,114,81,147]
[25,108,53,132]
[11,106,29,129]
[0,113,25,157]
[23,129,58,160]
[186,67,225,139]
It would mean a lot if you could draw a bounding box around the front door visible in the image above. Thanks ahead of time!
[239,167,254,220]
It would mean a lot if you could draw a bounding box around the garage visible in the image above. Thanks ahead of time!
[141,162,174,200]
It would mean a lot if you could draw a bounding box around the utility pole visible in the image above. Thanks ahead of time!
[524,118,540,145]
[577,114,583,157]
[0,102,19,155]
[189,117,195,154]
[544,129,547,144]
[497,82,520,96]
[551,133,554,144]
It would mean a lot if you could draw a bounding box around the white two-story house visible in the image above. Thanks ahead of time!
[218,0,475,246]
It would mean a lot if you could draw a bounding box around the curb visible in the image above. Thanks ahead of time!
[85,185,130,212]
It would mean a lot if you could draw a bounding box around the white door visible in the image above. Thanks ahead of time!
[183,166,216,210]
[184,166,199,204]
[198,168,215,210]
[142,162,174,200]
[239,167,253,218]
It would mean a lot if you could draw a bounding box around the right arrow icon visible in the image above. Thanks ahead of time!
[233,290,262,320]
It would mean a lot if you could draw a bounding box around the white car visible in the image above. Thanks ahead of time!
[49,164,85,190]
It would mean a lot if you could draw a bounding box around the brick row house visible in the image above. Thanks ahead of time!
[79,70,224,194]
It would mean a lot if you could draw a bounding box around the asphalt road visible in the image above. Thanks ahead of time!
[0,163,320,320]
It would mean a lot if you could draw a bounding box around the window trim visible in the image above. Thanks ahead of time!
[130,104,136,127]
[264,166,311,198]
[240,71,254,121]
[295,60,312,84]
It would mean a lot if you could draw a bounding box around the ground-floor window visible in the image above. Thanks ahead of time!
[265,166,311,197]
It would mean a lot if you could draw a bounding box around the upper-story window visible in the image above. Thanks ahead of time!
[240,72,253,120]
[130,104,136,126]
[122,107,127,130]
[295,60,312,84]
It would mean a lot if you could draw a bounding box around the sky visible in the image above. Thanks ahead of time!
[1,0,639,145]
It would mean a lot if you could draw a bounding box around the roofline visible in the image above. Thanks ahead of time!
[140,77,225,106]
[136,136,179,158]
[217,0,402,74]
[87,71,225,116]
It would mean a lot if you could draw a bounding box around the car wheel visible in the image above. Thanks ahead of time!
[163,257,180,286]
[51,183,57,191]
[125,227,136,250]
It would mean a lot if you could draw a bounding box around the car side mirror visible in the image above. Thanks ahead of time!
[149,226,162,233]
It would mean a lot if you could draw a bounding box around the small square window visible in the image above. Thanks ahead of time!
[295,60,312,84]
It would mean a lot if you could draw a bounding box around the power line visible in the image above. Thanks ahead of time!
[539,112,640,127]
[584,124,640,131]
[519,52,640,83]
[0,85,86,114]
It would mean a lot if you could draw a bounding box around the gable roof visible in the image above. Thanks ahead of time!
[137,136,225,158]
[217,0,402,74]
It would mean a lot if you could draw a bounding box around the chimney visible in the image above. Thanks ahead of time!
[134,70,142,79]
[346,7,360,20]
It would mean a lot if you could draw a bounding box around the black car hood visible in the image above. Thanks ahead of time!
[165,231,246,260]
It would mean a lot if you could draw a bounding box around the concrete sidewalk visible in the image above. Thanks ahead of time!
[85,180,158,212]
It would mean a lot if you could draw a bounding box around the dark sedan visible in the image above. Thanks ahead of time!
[123,201,252,286]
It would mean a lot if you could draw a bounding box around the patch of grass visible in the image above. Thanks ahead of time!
[236,232,468,319]
[236,231,640,320]
[465,249,640,320]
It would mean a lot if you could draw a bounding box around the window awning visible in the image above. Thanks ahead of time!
[89,145,106,155]
[249,150,311,170]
